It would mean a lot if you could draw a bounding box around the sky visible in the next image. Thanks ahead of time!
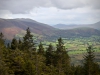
[0,0,100,25]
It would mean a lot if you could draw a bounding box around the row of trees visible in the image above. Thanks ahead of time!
[0,28,100,75]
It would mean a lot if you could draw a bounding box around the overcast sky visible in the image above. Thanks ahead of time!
[0,0,100,25]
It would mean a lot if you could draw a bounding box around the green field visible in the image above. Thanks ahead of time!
[41,35,100,54]
[15,34,100,54]
[41,35,100,65]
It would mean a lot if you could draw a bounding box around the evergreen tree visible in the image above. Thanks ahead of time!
[35,53,46,75]
[0,32,10,75]
[38,42,44,54]
[0,32,4,46]
[35,42,47,75]
[45,44,59,75]
[11,38,18,50]
[83,46,100,75]
[24,58,35,75]
[55,37,71,75]
[0,32,4,39]
[18,38,22,50]
[22,27,35,51]
[74,65,83,75]
[45,44,54,66]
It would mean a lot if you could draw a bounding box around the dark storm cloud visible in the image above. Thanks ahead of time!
[0,0,100,14]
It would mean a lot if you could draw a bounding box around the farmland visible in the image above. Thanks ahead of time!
[41,35,100,65]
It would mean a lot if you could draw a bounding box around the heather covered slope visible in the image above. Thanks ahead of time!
[0,18,100,40]
[0,18,57,39]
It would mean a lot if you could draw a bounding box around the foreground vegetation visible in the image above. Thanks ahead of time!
[0,28,100,75]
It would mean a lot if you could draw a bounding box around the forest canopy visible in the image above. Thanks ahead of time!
[0,28,100,75]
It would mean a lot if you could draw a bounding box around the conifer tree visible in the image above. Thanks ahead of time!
[0,32,4,46]
[38,42,44,54]
[55,37,71,75]
[18,38,22,50]
[45,44,54,66]
[0,32,9,75]
[22,27,35,51]
[0,32,5,55]
[0,32,4,39]
[83,46,100,75]
[74,65,83,75]
[11,38,18,50]
[35,47,46,75]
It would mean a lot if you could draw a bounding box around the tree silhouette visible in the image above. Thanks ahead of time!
[83,46,100,75]
[22,27,35,51]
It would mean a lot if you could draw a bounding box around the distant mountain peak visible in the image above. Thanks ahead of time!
[53,21,100,30]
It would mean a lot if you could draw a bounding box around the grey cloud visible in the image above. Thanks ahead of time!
[0,0,52,13]
[50,0,85,9]
[50,0,100,9]
[0,0,100,14]
[89,0,100,9]
[0,10,12,18]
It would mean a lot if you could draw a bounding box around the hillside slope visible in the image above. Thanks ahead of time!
[53,21,100,30]
[0,18,57,39]
[0,18,100,40]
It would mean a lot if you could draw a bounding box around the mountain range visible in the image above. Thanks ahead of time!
[0,18,100,40]
[53,22,100,30]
